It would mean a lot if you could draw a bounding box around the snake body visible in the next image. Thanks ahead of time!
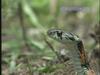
[47,29,90,75]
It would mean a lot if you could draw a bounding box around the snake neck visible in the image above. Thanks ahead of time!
[77,40,90,70]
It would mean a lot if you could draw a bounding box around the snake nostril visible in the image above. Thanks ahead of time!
[47,30,52,36]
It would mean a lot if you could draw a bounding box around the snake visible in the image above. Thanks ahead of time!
[47,29,91,75]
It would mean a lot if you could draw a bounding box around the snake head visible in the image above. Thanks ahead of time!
[47,29,80,44]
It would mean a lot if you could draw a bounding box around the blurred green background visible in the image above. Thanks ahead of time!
[2,0,99,75]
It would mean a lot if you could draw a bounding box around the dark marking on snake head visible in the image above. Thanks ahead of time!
[68,37,75,41]
[56,31,63,40]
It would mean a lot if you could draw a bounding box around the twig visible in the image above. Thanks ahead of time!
[17,2,32,51]
[44,37,64,62]
[17,2,33,75]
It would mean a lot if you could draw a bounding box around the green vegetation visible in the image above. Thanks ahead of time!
[2,0,99,75]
